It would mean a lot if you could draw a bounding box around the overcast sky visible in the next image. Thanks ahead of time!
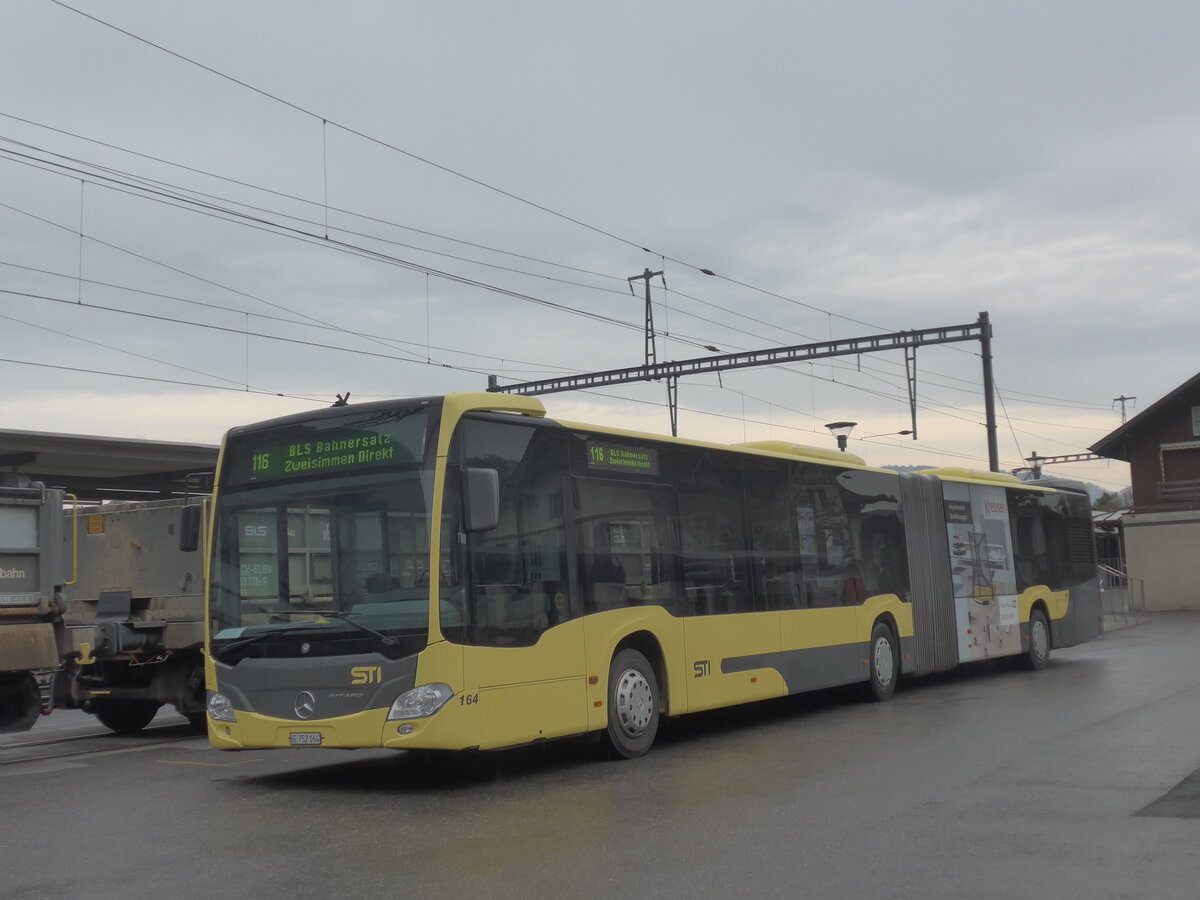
[4,0,1199,492]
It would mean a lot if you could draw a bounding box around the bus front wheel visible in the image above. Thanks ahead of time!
[603,649,660,759]
[1021,609,1051,671]
[864,622,898,702]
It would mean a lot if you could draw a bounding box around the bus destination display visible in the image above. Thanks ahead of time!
[230,417,425,486]
[252,432,396,478]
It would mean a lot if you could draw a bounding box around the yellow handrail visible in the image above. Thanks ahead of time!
[64,493,78,586]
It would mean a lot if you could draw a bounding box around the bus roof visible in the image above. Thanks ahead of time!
[919,467,1039,488]
[223,394,1063,488]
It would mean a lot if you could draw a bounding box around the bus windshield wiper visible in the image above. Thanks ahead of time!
[211,622,320,662]
[313,610,406,661]
[213,613,406,663]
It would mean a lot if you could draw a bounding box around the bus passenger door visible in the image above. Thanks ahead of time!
[456,422,587,750]
[765,475,863,693]
[677,485,784,712]
[570,477,687,713]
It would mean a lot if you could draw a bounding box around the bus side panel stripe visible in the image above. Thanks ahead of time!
[722,644,863,695]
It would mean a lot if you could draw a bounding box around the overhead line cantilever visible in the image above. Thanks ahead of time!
[487,313,999,470]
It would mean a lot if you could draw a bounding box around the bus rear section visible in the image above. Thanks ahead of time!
[899,469,1101,678]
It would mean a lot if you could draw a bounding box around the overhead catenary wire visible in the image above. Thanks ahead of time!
[1,275,1106,464]
[0,137,631,300]
[1,129,1114,420]
[0,128,1009,395]
[11,161,938,397]
[0,277,585,379]
[1,232,1107,467]
[3,144,710,367]
[42,1,970,373]
[0,354,324,403]
[0,186,703,351]
[0,307,261,391]
[37,1,1004,353]
[1,142,846,359]
[14,6,1127,470]
[0,181,417,364]
[0,284,1116,482]
[0,113,628,285]
[2,158,854,383]
[0,287,524,377]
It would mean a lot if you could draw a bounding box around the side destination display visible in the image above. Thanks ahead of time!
[586,440,659,475]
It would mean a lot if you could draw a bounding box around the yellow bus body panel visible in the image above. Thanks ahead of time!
[684,612,786,713]
[580,607,683,729]
[858,594,914,640]
[208,707,392,750]
[1017,585,1070,652]
[1018,586,1069,622]
[206,699,488,752]
[469,677,587,750]
[460,618,589,749]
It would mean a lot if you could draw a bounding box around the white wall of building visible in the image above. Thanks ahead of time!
[1123,510,1200,611]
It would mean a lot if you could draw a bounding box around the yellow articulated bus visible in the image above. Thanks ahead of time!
[203,393,1101,758]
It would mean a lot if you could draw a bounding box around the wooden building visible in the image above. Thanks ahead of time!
[1091,372,1200,610]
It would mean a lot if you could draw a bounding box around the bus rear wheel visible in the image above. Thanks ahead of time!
[603,649,660,759]
[864,621,898,702]
[1021,609,1051,671]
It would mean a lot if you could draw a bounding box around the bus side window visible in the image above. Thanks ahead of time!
[673,446,753,615]
[582,524,627,610]
[742,456,804,611]
[573,478,678,615]
[847,471,908,601]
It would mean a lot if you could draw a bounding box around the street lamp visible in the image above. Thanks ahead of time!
[824,421,857,452]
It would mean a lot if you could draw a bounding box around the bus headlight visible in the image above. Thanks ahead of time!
[207,691,237,723]
[387,683,453,720]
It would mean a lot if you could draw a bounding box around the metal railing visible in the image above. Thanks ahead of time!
[1097,561,1146,625]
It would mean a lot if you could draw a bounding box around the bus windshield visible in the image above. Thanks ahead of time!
[208,404,454,662]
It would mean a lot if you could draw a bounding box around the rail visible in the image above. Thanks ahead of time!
[1097,562,1146,626]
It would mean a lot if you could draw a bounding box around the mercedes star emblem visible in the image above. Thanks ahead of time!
[294,690,317,719]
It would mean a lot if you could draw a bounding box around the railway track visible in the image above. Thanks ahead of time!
[0,719,201,766]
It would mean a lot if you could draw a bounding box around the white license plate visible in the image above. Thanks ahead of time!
[288,732,322,746]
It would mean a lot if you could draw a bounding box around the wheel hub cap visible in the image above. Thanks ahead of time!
[1032,621,1048,659]
[874,637,894,686]
[614,668,654,737]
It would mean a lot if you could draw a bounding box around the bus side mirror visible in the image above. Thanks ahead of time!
[463,468,500,532]
[179,503,203,552]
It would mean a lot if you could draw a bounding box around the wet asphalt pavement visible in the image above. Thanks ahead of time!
[2,614,1198,899]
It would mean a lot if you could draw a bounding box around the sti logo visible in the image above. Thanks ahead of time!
[350,666,382,685]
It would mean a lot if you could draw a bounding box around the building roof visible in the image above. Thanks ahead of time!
[0,428,219,499]
[1093,509,1129,527]
[1090,371,1200,463]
